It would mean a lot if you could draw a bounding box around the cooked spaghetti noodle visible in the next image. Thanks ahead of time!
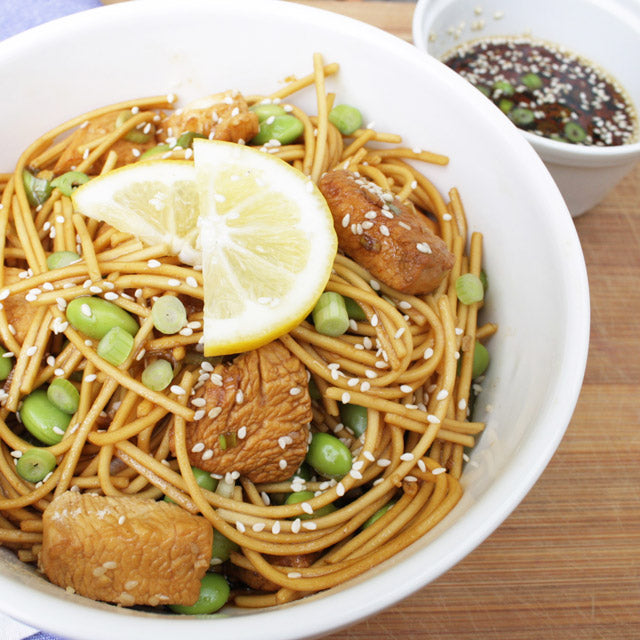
[0,54,496,609]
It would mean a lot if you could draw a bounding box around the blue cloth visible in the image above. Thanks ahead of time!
[0,0,102,41]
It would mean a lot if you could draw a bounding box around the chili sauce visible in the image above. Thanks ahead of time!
[442,36,637,146]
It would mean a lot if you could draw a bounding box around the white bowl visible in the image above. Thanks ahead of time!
[412,0,640,217]
[0,1,590,638]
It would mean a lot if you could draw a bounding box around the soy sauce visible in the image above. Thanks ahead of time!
[443,36,637,146]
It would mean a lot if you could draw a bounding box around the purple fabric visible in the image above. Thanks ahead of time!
[0,0,102,41]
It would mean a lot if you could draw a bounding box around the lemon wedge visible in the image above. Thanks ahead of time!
[194,139,336,356]
[70,140,337,356]
[72,160,201,265]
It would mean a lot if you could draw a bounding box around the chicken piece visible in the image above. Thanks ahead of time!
[39,491,212,607]
[2,267,38,343]
[54,111,157,174]
[318,170,455,295]
[160,90,259,144]
[173,341,311,484]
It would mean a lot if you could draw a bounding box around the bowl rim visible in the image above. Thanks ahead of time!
[0,1,591,638]
[411,0,640,161]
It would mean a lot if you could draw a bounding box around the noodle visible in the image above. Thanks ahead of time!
[0,56,494,608]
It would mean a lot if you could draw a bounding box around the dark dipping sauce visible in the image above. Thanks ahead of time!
[443,36,637,146]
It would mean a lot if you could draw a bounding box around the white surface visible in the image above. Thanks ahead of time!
[0,1,590,639]
[412,0,640,216]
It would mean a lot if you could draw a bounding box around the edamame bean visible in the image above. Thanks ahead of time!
[165,466,217,504]
[46,250,81,270]
[66,296,139,341]
[251,114,304,145]
[472,341,490,378]
[211,530,239,562]
[285,490,336,520]
[339,403,368,437]
[305,432,352,479]
[0,347,13,381]
[47,378,80,414]
[362,500,397,529]
[19,389,71,445]
[328,104,363,135]
[16,448,57,483]
[169,573,229,615]
[249,103,287,122]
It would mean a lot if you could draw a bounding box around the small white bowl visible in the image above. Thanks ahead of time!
[413,0,640,216]
[0,1,589,638]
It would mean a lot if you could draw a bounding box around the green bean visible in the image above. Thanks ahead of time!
[50,171,89,197]
[339,403,368,437]
[23,170,52,207]
[306,432,352,479]
[66,296,139,341]
[249,103,287,122]
[47,378,80,414]
[251,114,304,145]
[16,448,57,483]
[19,389,72,445]
[0,347,13,381]
[141,359,174,391]
[285,490,336,520]
[328,104,363,135]
[46,250,81,270]
[312,292,350,337]
[97,326,134,366]
[151,295,187,334]
[169,573,229,615]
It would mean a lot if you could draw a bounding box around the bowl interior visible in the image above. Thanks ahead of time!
[0,1,590,639]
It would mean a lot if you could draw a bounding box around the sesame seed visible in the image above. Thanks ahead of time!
[363,451,375,462]
[167,278,181,287]
[147,259,161,268]
[236,521,246,533]
[191,443,206,453]
[80,303,92,317]
[289,386,302,396]
[377,458,391,467]
[25,346,37,357]
[424,348,434,360]
[427,414,441,424]
[400,452,415,461]
[235,390,244,404]
[287,571,302,579]
[341,392,351,404]
[208,407,222,419]
[400,384,412,394]
[302,521,317,530]
[458,399,467,410]
[291,519,302,534]
[54,368,65,377]
[360,381,371,392]
[336,482,346,497]
[237,426,247,439]
[416,242,432,254]
[349,469,363,480]
[84,373,97,382]
[436,389,449,400]
[272,521,281,534]
[193,409,205,421]
[186,276,198,288]
[432,467,447,475]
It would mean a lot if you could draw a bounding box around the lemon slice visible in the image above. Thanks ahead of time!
[72,161,201,265]
[194,139,337,356]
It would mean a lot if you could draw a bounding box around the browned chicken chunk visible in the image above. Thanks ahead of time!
[39,491,212,607]
[3,267,38,343]
[173,341,311,483]
[226,552,320,592]
[54,111,157,174]
[160,90,259,144]
[318,170,455,294]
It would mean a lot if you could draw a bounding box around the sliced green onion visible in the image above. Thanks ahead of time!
[475,84,491,97]
[141,359,174,391]
[492,80,514,96]
[498,98,514,114]
[472,341,490,378]
[16,449,57,483]
[455,273,484,305]
[115,109,154,143]
[23,170,52,207]
[339,403,368,437]
[0,347,13,381]
[47,378,80,415]
[509,107,535,127]
[151,295,187,334]
[139,143,172,160]
[312,292,350,337]
[344,297,367,321]
[479,269,488,293]
[46,250,81,270]
[328,104,363,135]
[249,103,287,121]
[308,377,321,401]
[521,72,543,90]
[564,121,587,143]
[50,171,89,196]
[175,131,207,149]
[97,326,134,366]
